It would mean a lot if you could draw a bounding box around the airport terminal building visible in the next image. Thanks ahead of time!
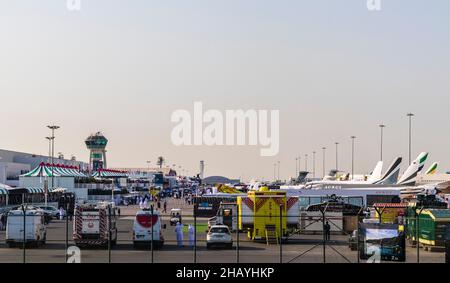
[0,148,88,187]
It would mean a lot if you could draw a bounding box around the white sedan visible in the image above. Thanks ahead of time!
[206,225,233,249]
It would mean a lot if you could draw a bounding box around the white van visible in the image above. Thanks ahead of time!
[6,208,47,248]
[133,209,165,249]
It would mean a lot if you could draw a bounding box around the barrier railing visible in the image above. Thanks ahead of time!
[0,203,448,263]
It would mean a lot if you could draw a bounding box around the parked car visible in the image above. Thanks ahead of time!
[206,225,233,249]
[37,206,60,221]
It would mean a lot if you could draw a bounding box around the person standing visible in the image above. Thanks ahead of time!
[0,213,4,231]
[59,207,65,220]
[175,222,184,247]
[163,201,167,213]
[188,224,195,248]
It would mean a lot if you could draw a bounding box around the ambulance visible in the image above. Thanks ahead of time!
[133,209,165,249]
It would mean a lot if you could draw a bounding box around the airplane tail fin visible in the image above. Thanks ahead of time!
[367,161,383,183]
[397,152,429,186]
[425,162,438,175]
[373,157,402,185]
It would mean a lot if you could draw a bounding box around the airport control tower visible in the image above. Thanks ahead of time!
[85,132,108,171]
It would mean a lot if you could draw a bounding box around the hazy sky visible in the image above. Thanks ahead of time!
[1,0,449,181]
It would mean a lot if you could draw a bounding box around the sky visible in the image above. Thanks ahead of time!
[1,0,449,181]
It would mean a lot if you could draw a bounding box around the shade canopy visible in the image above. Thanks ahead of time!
[22,162,88,178]
[92,169,128,178]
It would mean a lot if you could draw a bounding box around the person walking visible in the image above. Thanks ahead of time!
[163,201,167,213]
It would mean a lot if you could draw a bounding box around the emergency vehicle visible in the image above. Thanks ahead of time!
[133,209,165,249]
[237,188,288,243]
[73,202,117,247]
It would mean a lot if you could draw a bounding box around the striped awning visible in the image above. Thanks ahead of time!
[373,203,409,208]
[0,183,12,195]
[22,162,88,178]
[26,187,45,194]
[92,169,129,178]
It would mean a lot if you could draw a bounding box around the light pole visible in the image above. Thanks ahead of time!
[322,147,326,178]
[407,113,414,164]
[312,151,316,178]
[47,125,59,206]
[351,136,356,180]
[295,158,298,178]
[335,142,339,171]
[277,161,281,181]
[298,156,301,173]
[46,137,53,163]
[305,154,308,172]
[379,124,386,161]
[273,163,277,181]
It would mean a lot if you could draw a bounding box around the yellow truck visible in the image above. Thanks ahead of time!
[237,189,287,243]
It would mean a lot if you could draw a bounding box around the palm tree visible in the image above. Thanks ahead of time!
[157,156,165,169]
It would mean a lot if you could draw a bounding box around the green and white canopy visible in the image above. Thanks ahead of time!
[0,183,11,195]
[92,169,129,178]
[26,187,45,194]
[22,163,88,178]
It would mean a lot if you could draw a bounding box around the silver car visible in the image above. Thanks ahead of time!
[206,225,233,249]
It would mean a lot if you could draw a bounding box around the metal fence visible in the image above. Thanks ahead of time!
[0,204,447,263]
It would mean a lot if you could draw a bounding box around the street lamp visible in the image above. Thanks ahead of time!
[351,136,356,180]
[273,163,277,181]
[312,151,316,178]
[45,137,53,163]
[305,154,308,172]
[295,157,298,178]
[277,161,281,181]
[322,147,326,178]
[407,113,415,164]
[379,124,386,161]
[335,142,339,171]
[46,125,60,206]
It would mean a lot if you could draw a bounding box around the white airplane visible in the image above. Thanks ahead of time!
[285,152,429,189]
